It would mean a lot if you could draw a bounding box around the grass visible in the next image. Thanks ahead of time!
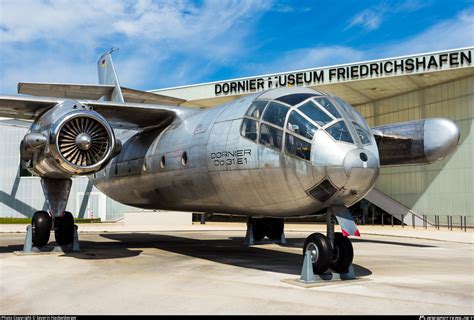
[0,217,102,224]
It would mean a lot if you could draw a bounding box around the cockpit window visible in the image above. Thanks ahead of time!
[326,121,354,143]
[287,111,317,140]
[314,97,341,119]
[241,118,258,141]
[334,97,370,132]
[260,123,283,150]
[298,100,333,127]
[286,134,311,160]
[262,102,290,128]
[276,93,317,106]
[245,100,268,119]
[353,122,371,145]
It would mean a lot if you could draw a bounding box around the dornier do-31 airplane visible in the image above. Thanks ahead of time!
[0,50,460,274]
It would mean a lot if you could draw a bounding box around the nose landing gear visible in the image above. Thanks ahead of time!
[301,207,355,279]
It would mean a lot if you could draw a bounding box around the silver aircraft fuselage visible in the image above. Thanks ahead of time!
[92,87,380,217]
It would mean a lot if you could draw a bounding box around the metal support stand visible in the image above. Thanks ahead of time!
[299,251,357,283]
[326,208,336,248]
[15,224,80,255]
[243,218,287,246]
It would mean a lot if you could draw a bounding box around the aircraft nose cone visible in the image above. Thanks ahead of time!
[76,133,92,150]
[343,148,378,177]
[342,148,380,198]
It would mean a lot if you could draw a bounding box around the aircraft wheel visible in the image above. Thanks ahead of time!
[330,232,354,273]
[32,211,52,247]
[303,233,332,274]
[251,218,266,242]
[54,211,75,245]
[265,218,284,240]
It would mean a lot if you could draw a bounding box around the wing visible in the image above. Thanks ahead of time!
[18,82,187,106]
[0,95,197,130]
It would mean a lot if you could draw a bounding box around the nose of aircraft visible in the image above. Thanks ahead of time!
[342,148,379,196]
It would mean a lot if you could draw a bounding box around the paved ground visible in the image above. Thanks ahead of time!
[0,225,473,315]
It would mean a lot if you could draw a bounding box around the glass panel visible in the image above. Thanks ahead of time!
[298,100,333,126]
[285,134,311,160]
[326,121,354,143]
[276,93,317,106]
[334,97,370,131]
[353,122,371,144]
[261,102,290,127]
[314,97,341,118]
[259,123,283,150]
[287,111,317,140]
[240,118,258,141]
[245,100,268,119]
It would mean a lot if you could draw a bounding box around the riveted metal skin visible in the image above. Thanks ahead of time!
[92,87,381,218]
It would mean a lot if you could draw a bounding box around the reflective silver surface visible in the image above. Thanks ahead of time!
[92,88,382,217]
[75,133,92,151]
[23,100,117,178]
[372,118,461,166]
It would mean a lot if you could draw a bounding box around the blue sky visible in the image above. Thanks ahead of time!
[0,0,473,94]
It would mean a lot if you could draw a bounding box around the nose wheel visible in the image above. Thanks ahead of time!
[303,233,332,274]
[302,206,355,275]
[302,232,354,275]
[330,232,354,273]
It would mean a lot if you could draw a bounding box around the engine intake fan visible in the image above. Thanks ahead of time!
[50,111,116,175]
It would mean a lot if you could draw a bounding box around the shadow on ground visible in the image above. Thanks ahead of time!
[2,231,437,276]
[67,233,373,277]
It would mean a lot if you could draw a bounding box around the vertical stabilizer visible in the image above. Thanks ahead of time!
[97,48,124,103]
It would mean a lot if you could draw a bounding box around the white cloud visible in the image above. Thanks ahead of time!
[346,1,428,32]
[0,0,272,92]
[381,8,474,56]
[346,3,390,31]
[347,8,384,31]
[246,7,474,75]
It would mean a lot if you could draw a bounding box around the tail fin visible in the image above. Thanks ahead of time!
[97,48,124,103]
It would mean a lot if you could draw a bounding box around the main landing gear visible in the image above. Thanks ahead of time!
[244,217,286,245]
[302,207,354,276]
[26,178,79,251]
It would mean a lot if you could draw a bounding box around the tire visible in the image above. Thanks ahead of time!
[54,211,74,245]
[251,218,266,241]
[330,232,354,273]
[32,211,52,247]
[265,218,284,240]
[303,233,332,274]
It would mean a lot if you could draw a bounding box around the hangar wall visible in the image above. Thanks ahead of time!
[354,75,473,217]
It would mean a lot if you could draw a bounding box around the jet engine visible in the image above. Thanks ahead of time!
[21,100,119,178]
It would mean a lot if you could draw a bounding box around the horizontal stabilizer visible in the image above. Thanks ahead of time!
[18,82,187,106]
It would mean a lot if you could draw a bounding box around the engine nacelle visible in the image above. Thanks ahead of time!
[21,100,118,178]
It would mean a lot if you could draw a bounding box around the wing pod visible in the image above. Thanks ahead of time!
[372,118,460,166]
[21,100,118,178]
